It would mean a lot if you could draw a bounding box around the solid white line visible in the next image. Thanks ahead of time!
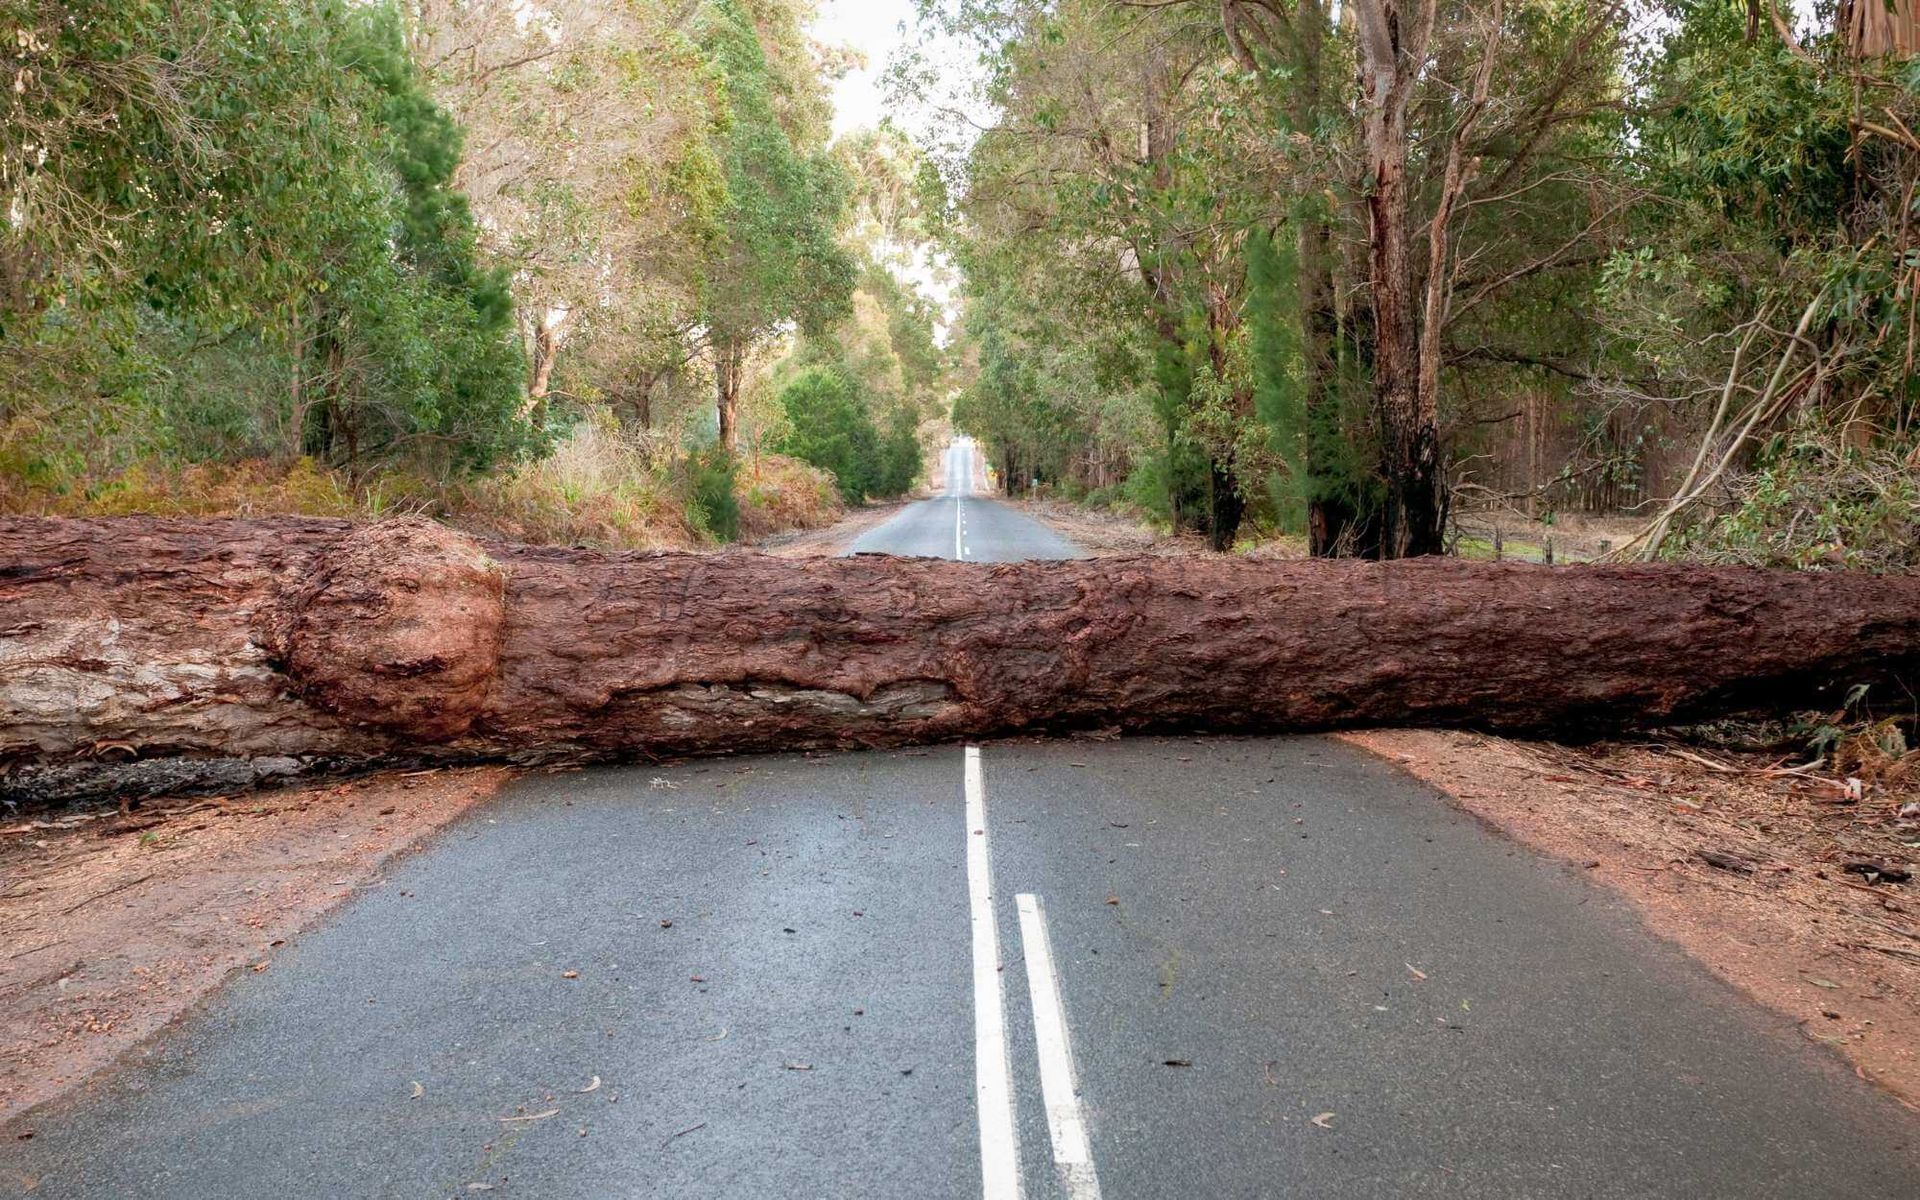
[966,747,1020,1199]
[955,497,966,560]
[1015,893,1103,1200]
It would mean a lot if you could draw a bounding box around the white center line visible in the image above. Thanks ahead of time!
[966,747,1020,1199]
[955,498,967,560]
[1015,893,1104,1200]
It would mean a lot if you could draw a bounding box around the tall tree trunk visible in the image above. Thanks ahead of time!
[634,373,654,431]
[1288,0,1365,557]
[1225,0,1371,556]
[286,304,309,462]
[1354,0,1444,558]
[526,308,568,420]
[1204,282,1247,551]
[1207,459,1243,552]
[714,337,744,453]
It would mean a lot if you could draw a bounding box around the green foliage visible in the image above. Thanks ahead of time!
[1,0,533,497]
[696,0,857,345]
[772,365,920,503]
[774,367,879,502]
[1666,423,1920,571]
[1245,228,1375,535]
[684,445,742,542]
[1640,2,1857,240]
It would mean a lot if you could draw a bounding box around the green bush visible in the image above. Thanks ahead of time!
[685,446,741,543]
[773,365,922,503]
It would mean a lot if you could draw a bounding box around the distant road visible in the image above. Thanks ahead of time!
[9,441,1920,1199]
[848,437,1081,561]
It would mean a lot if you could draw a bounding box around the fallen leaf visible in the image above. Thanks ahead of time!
[410,1081,424,1100]
[1161,1058,1192,1067]
[1104,896,1119,906]
[783,1062,814,1071]
[562,970,579,979]
[1406,963,1428,981]
[577,1075,601,1094]
[1805,976,1841,989]
[499,1109,560,1123]
[1310,1112,1336,1129]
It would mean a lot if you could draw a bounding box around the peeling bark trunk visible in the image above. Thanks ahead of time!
[5,517,1919,803]
[714,337,745,452]
[526,308,569,418]
[1355,0,1445,559]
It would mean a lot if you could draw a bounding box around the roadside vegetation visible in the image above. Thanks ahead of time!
[914,0,1920,566]
[2,0,939,546]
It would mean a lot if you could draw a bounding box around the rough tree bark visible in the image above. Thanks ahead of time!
[4,517,1918,803]
[1353,0,1446,559]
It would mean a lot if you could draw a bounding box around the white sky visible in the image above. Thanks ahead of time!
[811,0,922,140]
[810,0,979,333]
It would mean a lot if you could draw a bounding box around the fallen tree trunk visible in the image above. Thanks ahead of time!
[4,516,1918,803]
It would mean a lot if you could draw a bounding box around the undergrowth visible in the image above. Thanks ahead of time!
[0,421,844,551]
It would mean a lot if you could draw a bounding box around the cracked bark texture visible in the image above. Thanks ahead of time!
[4,516,1918,801]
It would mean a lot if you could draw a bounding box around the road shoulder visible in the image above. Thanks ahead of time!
[1343,728,1920,1111]
[1,766,514,1129]
[754,497,918,557]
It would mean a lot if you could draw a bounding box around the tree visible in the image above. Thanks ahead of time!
[407,0,732,427]
[773,366,882,501]
[1,0,534,484]
[696,0,857,451]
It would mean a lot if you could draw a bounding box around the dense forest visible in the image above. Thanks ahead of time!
[3,0,1917,564]
[931,0,1920,565]
[1,0,939,546]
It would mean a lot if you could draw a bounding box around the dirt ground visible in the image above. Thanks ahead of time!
[1346,728,1920,1109]
[0,767,514,1127]
[754,498,913,557]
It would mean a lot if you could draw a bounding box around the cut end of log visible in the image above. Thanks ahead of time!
[273,518,506,741]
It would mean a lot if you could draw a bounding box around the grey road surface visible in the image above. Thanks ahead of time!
[848,438,1081,562]
[7,444,1919,1199]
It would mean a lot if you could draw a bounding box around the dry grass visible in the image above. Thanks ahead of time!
[735,453,845,541]
[0,422,845,551]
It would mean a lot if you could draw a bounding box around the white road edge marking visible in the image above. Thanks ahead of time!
[1015,893,1103,1200]
[955,498,966,560]
[966,746,1020,1199]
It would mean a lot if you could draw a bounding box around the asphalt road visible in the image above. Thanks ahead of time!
[8,444,1920,1198]
[848,438,1081,562]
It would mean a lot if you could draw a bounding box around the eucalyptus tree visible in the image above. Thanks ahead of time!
[695,0,857,452]
[409,0,731,423]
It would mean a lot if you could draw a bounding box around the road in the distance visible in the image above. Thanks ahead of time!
[849,436,1080,561]
[8,443,1920,1199]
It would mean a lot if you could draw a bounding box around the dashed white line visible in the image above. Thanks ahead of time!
[965,746,1020,1199]
[1016,893,1103,1200]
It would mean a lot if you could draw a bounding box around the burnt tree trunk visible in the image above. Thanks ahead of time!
[4,517,1918,803]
